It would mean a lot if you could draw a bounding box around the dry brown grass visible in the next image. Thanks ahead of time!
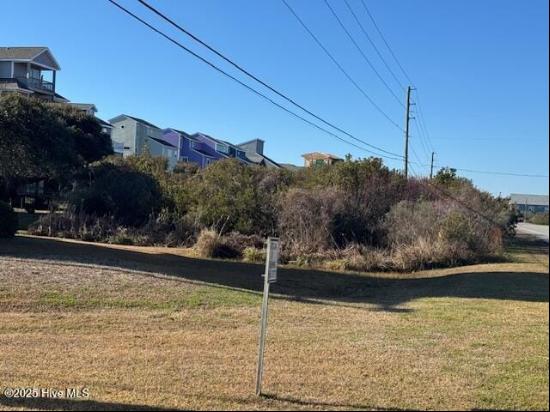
[0,234,548,410]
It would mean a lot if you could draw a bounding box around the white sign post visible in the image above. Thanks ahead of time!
[255,237,279,396]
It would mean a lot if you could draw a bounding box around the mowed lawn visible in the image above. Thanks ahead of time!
[0,235,548,411]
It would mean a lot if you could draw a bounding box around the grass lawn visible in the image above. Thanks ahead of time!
[0,234,548,410]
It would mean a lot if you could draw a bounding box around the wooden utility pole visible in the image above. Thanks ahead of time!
[430,151,435,179]
[404,86,412,178]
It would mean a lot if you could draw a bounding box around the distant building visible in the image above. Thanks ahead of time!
[109,114,178,169]
[162,130,275,168]
[68,103,113,137]
[0,46,68,102]
[302,152,343,167]
[510,194,549,215]
[162,128,216,168]
[238,138,281,168]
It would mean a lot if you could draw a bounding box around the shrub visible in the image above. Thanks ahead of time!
[392,238,474,271]
[72,161,163,227]
[0,201,18,238]
[242,247,266,263]
[193,229,241,259]
[189,159,277,235]
[528,212,549,226]
[278,186,346,256]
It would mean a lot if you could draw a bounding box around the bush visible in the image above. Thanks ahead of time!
[242,247,266,263]
[528,212,549,226]
[189,159,277,235]
[72,161,163,227]
[278,187,345,256]
[193,229,241,259]
[384,199,503,270]
[0,201,18,238]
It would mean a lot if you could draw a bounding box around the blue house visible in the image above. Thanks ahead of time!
[162,129,251,168]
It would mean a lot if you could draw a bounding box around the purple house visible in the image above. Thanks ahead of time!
[162,129,250,168]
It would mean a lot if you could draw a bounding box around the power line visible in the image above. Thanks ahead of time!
[114,1,547,181]
[412,114,432,162]
[435,166,549,179]
[356,1,438,158]
[412,89,436,153]
[342,0,405,92]
[136,0,404,159]
[107,0,404,162]
[280,0,403,131]
[359,0,414,86]
[322,0,404,107]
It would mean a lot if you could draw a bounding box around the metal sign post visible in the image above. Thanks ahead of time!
[255,237,279,396]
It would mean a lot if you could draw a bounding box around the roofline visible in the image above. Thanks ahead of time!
[148,135,177,148]
[109,114,160,129]
[0,47,61,71]
[33,47,61,70]
[301,152,343,160]
[237,138,265,146]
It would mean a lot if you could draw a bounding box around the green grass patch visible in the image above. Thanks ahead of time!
[39,286,260,311]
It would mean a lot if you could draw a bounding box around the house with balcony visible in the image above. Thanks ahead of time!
[0,46,67,102]
[110,114,178,169]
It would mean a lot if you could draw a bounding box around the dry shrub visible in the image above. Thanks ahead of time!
[194,229,220,258]
[193,229,241,259]
[384,200,504,271]
[223,232,265,254]
[278,187,345,258]
[319,245,391,272]
[392,238,474,271]
[242,247,266,263]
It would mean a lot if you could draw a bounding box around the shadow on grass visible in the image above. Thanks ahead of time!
[1,235,548,312]
[0,395,181,411]
[261,392,412,410]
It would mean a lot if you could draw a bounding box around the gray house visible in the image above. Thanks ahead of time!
[68,103,113,137]
[238,138,281,168]
[0,46,67,102]
[109,114,178,170]
[510,194,549,215]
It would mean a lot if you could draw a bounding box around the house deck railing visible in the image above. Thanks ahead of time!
[15,77,54,92]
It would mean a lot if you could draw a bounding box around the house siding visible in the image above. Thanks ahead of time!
[0,62,11,77]
[163,129,210,168]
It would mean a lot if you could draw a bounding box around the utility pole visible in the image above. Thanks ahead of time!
[430,151,435,179]
[403,86,412,178]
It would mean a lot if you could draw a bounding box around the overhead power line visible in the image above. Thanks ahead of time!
[114,1,546,181]
[322,0,404,107]
[280,0,403,131]
[342,0,405,92]
[136,0,404,159]
[434,166,549,179]
[359,0,414,86]
[107,0,404,161]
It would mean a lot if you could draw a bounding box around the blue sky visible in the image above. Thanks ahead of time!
[2,0,548,195]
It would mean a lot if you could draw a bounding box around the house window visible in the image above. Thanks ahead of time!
[180,156,189,162]
[215,143,229,154]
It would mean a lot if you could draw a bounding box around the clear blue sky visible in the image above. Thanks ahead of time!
[2,0,548,196]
